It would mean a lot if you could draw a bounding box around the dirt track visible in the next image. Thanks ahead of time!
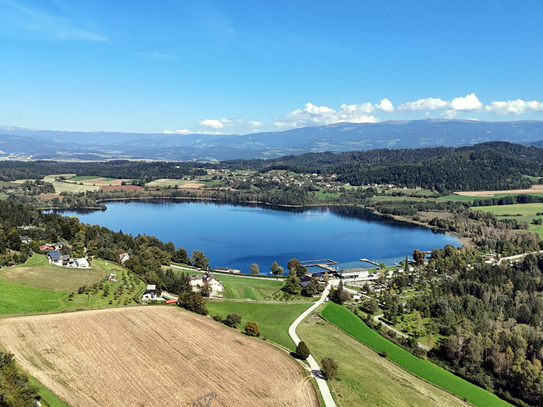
[0,307,318,407]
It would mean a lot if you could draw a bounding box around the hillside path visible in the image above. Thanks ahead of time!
[373,314,431,351]
[288,283,337,407]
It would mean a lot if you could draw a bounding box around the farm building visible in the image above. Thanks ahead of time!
[190,272,224,293]
[20,235,31,244]
[142,285,158,301]
[119,253,130,264]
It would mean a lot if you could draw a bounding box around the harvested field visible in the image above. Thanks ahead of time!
[67,178,132,186]
[456,185,543,197]
[146,179,204,188]
[36,194,64,201]
[102,185,144,192]
[0,307,318,407]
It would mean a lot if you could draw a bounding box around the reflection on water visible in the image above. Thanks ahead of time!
[55,200,460,274]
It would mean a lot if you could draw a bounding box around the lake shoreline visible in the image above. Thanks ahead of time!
[93,196,469,247]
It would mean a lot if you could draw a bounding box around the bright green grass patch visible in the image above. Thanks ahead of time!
[475,203,543,216]
[206,302,310,351]
[219,275,284,300]
[313,189,341,199]
[201,180,222,187]
[28,376,69,407]
[0,278,67,315]
[68,175,102,181]
[321,303,511,407]
[298,315,469,407]
[21,253,49,267]
[439,194,478,201]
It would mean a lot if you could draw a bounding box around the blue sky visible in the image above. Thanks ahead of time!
[1,0,542,134]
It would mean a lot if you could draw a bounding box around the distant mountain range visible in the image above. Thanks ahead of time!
[2,119,543,161]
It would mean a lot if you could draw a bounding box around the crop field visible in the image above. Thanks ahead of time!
[321,303,511,407]
[219,275,284,300]
[146,178,204,188]
[298,315,469,407]
[455,185,543,197]
[0,307,318,407]
[206,302,311,351]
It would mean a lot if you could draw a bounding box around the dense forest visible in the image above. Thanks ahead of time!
[1,141,543,192]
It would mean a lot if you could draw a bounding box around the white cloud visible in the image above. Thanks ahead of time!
[274,102,378,129]
[486,99,543,115]
[249,121,262,127]
[164,129,191,135]
[199,119,224,129]
[451,93,483,111]
[398,97,449,111]
[377,98,394,113]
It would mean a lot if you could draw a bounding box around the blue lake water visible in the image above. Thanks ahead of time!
[59,200,460,274]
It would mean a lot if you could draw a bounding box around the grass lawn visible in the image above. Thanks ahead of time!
[0,278,67,315]
[2,254,103,292]
[313,189,341,199]
[475,203,543,216]
[206,301,311,351]
[0,258,146,316]
[298,315,469,407]
[28,376,69,407]
[219,274,284,300]
[321,303,511,407]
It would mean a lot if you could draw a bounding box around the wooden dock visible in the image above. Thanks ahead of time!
[299,259,338,267]
[360,258,380,267]
[317,264,337,272]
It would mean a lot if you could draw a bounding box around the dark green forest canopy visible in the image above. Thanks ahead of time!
[1,142,542,192]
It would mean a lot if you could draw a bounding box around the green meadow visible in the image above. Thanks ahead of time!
[206,301,311,351]
[219,274,284,300]
[321,303,511,407]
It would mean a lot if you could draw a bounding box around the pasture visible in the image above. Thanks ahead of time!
[3,254,103,292]
[298,315,469,407]
[0,307,318,407]
[206,301,311,351]
[219,274,284,300]
[321,303,512,407]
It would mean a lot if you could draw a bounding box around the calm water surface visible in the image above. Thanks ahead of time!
[60,201,460,274]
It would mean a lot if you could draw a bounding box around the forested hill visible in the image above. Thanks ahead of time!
[223,142,543,192]
[1,141,542,193]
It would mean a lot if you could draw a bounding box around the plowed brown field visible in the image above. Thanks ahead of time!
[0,307,318,407]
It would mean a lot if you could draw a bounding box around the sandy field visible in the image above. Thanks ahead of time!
[0,307,317,407]
[456,185,543,197]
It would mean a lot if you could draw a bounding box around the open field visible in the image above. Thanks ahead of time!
[2,255,103,292]
[455,185,543,197]
[206,302,311,351]
[0,257,145,315]
[321,303,511,407]
[0,307,318,407]
[66,176,131,186]
[219,274,284,300]
[146,178,204,188]
[475,203,543,216]
[298,314,469,407]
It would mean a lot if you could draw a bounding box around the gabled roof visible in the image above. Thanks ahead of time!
[47,251,61,260]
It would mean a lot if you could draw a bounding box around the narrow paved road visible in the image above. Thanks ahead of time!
[288,283,337,407]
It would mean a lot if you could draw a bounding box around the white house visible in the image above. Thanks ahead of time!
[119,253,130,264]
[337,268,369,280]
[47,251,63,266]
[142,285,158,301]
[66,258,90,268]
[190,272,224,293]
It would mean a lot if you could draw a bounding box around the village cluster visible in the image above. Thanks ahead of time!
[39,241,90,269]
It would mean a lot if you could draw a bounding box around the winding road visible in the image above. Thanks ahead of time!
[288,282,337,407]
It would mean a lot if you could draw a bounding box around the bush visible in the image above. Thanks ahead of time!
[244,321,259,337]
[321,357,338,380]
[296,341,310,359]
[223,313,241,328]
[381,350,389,358]
[212,315,222,322]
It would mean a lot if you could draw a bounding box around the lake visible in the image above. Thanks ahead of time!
[59,200,460,274]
